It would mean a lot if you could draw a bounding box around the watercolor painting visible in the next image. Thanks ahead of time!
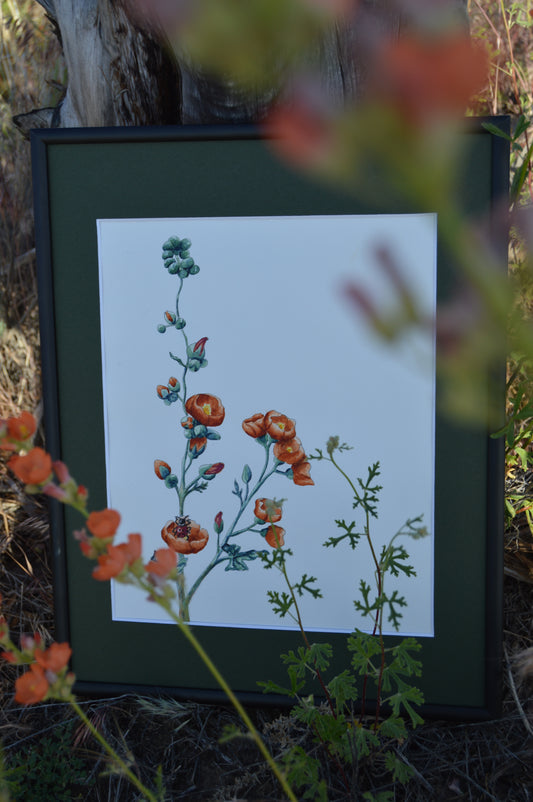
[96,214,437,635]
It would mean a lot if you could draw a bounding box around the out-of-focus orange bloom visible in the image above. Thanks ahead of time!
[242,413,267,438]
[92,533,142,580]
[254,498,283,523]
[185,393,225,426]
[6,411,36,442]
[374,34,488,127]
[93,544,127,580]
[145,547,177,577]
[265,410,296,441]
[161,518,209,554]
[266,100,335,169]
[35,642,72,673]
[273,437,306,465]
[2,651,17,663]
[292,461,314,486]
[87,508,121,539]
[8,448,53,485]
[14,663,49,704]
[264,524,285,549]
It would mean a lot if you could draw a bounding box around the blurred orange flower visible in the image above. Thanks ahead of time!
[254,498,283,523]
[185,393,225,426]
[6,411,36,442]
[273,437,306,465]
[264,524,285,549]
[242,413,267,438]
[265,411,296,441]
[35,642,72,673]
[87,508,121,539]
[145,547,177,577]
[92,533,142,581]
[292,461,314,486]
[161,518,209,554]
[14,663,49,704]
[8,448,53,485]
[374,34,488,127]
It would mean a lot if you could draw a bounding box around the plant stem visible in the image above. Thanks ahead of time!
[159,599,298,802]
[70,699,158,802]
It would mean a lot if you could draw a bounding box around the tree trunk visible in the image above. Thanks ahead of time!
[15,0,468,132]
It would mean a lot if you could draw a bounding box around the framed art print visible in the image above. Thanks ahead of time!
[32,122,507,718]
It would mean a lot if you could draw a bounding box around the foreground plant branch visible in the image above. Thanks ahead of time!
[0,410,297,802]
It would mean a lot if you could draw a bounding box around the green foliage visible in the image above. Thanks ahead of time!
[7,722,91,801]
[261,440,428,800]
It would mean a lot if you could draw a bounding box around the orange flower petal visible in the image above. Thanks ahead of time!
[264,525,285,549]
[161,519,209,555]
[15,664,49,705]
[185,394,225,426]
[265,411,296,441]
[87,509,121,539]
[292,461,314,486]
[8,447,53,485]
[145,547,177,577]
[254,498,282,523]
[7,411,36,442]
[242,413,267,438]
[273,437,306,465]
[35,642,72,673]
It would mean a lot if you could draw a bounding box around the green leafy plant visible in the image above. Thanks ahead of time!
[259,437,428,800]
[6,722,91,802]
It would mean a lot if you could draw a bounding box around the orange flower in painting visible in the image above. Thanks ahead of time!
[86,508,121,539]
[292,461,314,486]
[265,411,296,441]
[242,413,267,438]
[15,663,49,705]
[264,524,285,549]
[273,437,306,465]
[161,518,209,554]
[145,547,177,578]
[35,642,72,673]
[254,498,283,523]
[8,448,53,485]
[7,411,36,442]
[185,394,225,426]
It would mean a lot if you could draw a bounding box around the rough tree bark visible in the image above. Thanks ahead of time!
[15,0,468,132]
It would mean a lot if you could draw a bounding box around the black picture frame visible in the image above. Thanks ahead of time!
[32,121,508,719]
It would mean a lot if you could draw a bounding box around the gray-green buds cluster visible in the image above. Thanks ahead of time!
[162,236,200,278]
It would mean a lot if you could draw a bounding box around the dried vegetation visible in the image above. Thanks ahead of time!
[0,2,532,800]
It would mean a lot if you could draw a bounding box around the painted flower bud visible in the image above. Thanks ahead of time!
[181,257,194,270]
[175,318,186,329]
[181,415,195,430]
[199,463,224,479]
[190,264,200,275]
[156,385,169,400]
[214,511,224,534]
[164,311,176,324]
[157,325,166,333]
[189,437,207,458]
[191,336,208,357]
[178,267,189,278]
[164,474,179,489]
[180,238,192,251]
[168,377,180,391]
[242,464,252,483]
[154,460,171,480]
[168,263,180,275]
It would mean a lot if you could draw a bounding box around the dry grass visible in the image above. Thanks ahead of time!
[0,2,532,801]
